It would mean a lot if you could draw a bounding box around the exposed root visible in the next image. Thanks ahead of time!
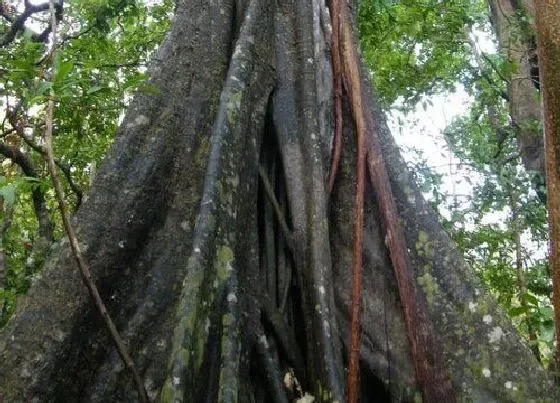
[328,2,456,401]
[327,0,343,194]
[163,0,275,400]
[255,329,290,403]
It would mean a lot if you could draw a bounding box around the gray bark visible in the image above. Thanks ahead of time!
[488,0,545,183]
[0,0,556,402]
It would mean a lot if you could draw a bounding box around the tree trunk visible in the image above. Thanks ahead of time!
[488,0,545,181]
[0,1,556,401]
[534,0,560,370]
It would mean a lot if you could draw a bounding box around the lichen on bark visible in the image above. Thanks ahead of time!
[0,0,557,402]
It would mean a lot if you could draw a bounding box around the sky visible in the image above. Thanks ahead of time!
[389,88,474,211]
[389,86,548,261]
[388,31,498,214]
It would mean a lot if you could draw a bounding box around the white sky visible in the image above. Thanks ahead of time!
[389,86,547,261]
[388,88,476,215]
[388,28,497,220]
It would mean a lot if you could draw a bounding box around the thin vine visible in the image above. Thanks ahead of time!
[330,2,456,401]
[43,1,149,401]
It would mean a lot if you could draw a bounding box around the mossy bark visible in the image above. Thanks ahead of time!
[488,0,545,190]
[0,0,556,401]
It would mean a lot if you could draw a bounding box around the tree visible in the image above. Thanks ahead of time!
[534,0,560,369]
[0,0,556,401]
[488,0,546,193]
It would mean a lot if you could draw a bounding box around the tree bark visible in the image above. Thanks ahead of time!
[534,0,560,370]
[488,0,545,181]
[0,1,556,401]
[0,205,10,290]
[0,142,54,243]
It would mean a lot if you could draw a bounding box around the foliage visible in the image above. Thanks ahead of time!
[0,0,174,325]
[359,0,553,363]
[358,0,486,108]
[440,75,552,363]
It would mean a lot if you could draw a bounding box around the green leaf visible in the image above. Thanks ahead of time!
[55,61,75,84]
[539,320,555,342]
[508,306,528,317]
[86,85,106,95]
[522,293,539,307]
[37,81,53,95]
[538,306,554,320]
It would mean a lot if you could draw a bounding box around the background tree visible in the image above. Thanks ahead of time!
[487,0,545,193]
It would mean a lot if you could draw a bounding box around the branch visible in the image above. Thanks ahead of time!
[0,1,63,47]
[6,104,83,208]
[0,141,36,176]
[42,3,149,401]
[73,60,144,69]
[18,133,83,208]
[0,141,54,241]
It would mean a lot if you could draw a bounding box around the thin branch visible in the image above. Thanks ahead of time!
[5,104,83,207]
[42,2,149,401]
[0,1,63,47]
[72,60,144,69]
[18,132,83,208]
[0,141,54,241]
